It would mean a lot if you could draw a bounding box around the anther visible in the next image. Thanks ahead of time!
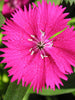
[28,39,33,41]
[31,35,35,38]
[40,30,45,37]
[45,41,53,48]
[29,48,32,52]
[41,54,48,59]
[31,51,34,55]
[49,41,53,47]
[44,55,48,58]
[41,54,44,59]
[50,43,53,47]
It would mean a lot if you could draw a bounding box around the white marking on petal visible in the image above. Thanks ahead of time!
[28,39,33,41]
[41,54,44,59]
[31,51,34,55]
[40,30,45,36]
[31,35,35,38]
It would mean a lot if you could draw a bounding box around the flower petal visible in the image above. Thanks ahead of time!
[21,52,45,93]
[45,57,67,90]
[45,47,73,74]
[53,26,75,53]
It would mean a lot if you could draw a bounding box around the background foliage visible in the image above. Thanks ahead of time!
[0,0,75,100]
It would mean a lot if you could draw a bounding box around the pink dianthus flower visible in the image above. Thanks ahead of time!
[0,0,75,93]
[2,0,30,17]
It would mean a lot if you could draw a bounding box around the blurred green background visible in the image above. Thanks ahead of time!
[0,0,75,100]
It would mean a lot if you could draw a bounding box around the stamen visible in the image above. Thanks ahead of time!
[50,43,53,47]
[44,55,48,58]
[49,41,53,47]
[40,30,45,37]
[41,54,44,59]
[29,48,32,52]
[28,39,33,41]
[31,34,39,42]
[45,41,53,48]
[31,51,34,55]
[41,54,48,59]
[40,49,48,59]
[31,35,35,38]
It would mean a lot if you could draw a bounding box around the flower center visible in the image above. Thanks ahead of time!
[28,30,53,59]
[37,42,44,50]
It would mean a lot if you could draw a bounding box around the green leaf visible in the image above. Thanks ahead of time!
[23,93,30,100]
[63,0,75,5]
[34,0,61,6]
[72,91,75,96]
[4,81,29,100]
[0,12,5,27]
[28,74,75,96]
[0,33,3,45]
[23,85,30,100]
[68,17,75,28]
[74,67,75,73]
[0,0,4,11]
[49,28,67,39]
[47,0,61,5]
[0,28,3,46]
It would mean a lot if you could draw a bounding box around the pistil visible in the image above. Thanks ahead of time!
[28,31,53,59]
